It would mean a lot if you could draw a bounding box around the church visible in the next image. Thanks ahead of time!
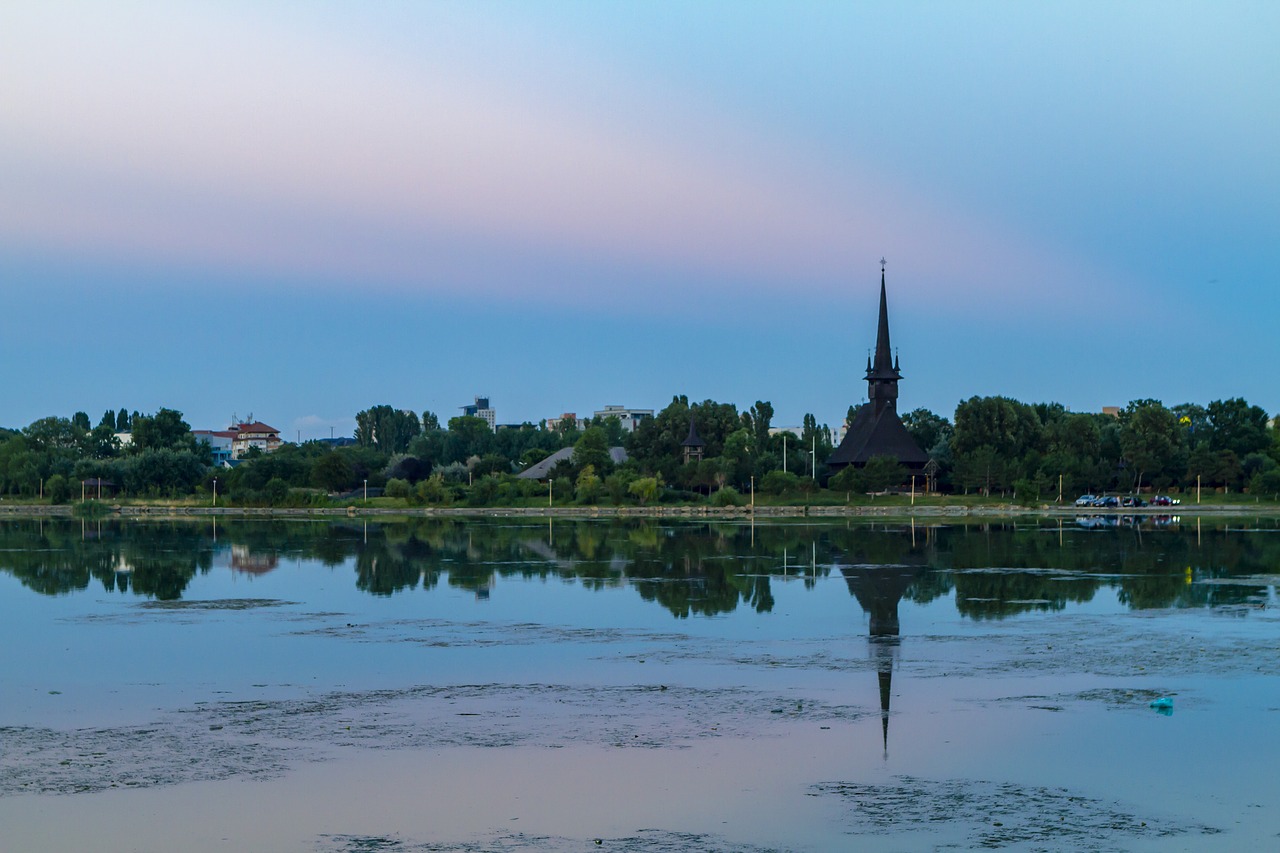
[826,265,929,475]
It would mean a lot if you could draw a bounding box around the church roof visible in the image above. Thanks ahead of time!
[828,402,929,467]
[681,415,706,448]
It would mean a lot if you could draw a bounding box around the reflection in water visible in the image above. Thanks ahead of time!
[834,526,931,759]
[0,517,1274,620]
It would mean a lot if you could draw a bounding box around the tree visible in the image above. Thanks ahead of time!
[575,464,603,504]
[98,410,117,431]
[312,452,357,492]
[421,410,440,431]
[444,416,493,463]
[628,476,660,505]
[71,411,91,433]
[1120,400,1179,491]
[902,409,953,456]
[573,426,612,473]
[355,405,421,454]
[746,400,774,454]
[116,408,131,432]
[862,455,908,492]
[1207,398,1270,458]
[131,409,193,452]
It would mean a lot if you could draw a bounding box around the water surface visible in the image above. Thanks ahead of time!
[0,516,1276,850]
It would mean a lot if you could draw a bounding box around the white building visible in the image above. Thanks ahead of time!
[460,396,496,431]
[592,405,654,432]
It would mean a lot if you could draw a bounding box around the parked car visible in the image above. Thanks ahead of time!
[1121,496,1147,508]
[1075,494,1097,507]
[1094,496,1119,508]
[1150,495,1180,506]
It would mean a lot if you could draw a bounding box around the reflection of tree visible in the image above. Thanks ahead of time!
[0,516,1276,618]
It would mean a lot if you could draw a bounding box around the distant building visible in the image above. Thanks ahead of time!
[460,396,496,431]
[546,413,577,431]
[593,405,654,432]
[517,446,629,480]
[1102,406,1121,418]
[681,416,706,464]
[192,430,237,465]
[230,421,282,459]
[827,267,928,475]
[113,431,133,449]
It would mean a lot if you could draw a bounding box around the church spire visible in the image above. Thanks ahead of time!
[865,261,901,413]
[873,265,893,375]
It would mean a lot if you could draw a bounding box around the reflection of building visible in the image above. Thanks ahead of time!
[828,266,928,476]
[836,548,928,758]
[230,545,279,576]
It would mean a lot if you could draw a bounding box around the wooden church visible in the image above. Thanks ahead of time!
[826,265,929,475]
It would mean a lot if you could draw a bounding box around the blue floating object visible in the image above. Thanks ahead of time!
[1149,696,1174,712]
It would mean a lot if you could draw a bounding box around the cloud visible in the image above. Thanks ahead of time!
[0,2,1130,316]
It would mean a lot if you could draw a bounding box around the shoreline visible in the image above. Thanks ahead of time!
[0,502,1274,520]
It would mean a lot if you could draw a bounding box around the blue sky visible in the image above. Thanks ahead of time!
[2,1,1277,437]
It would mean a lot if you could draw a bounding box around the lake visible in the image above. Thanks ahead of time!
[0,514,1276,851]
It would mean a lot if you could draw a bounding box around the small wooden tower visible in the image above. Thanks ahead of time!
[681,415,706,464]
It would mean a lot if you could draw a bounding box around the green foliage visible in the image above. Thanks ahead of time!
[263,477,290,505]
[355,405,421,454]
[46,473,70,504]
[862,455,908,492]
[902,408,953,455]
[385,478,411,499]
[1120,400,1180,491]
[1207,398,1270,458]
[710,486,744,506]
[575,464,603,504]
[628,476,660,505]
[759,470,803,495]
[573,426,612,473]
[130,409,193,453]
[312,451,357,492]
[445,416,494,463]
[1014,478,1041,506]
[415,473,449,505]
[605,470,637,504]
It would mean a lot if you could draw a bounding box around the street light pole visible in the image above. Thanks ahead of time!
[213,477,218,507]
[364,479,368,505]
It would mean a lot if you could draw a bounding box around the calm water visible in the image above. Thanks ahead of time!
[0,515,1276,851]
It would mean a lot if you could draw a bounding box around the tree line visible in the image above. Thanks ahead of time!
[0,394,1275,506]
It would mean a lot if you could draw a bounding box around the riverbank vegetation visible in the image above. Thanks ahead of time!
[2,395,1278,508]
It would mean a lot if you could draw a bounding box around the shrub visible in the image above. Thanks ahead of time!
[710,486,744,506]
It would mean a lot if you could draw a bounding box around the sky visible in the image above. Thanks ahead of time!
[2,1,1277,438]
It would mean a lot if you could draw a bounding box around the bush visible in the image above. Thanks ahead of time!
[263,477,290,506]
[45,473,70,504]
[384,478,411,499]
[759,470,801,495]
[710,486,744,506]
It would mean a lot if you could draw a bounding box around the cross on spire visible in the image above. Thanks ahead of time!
[880,256,886,272]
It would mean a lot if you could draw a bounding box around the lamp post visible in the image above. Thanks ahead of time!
[364,479,368,505]
[213,477,218,507]
[750,475,755,512]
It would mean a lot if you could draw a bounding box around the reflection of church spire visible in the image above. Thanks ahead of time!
[839,551,925,761]
[876,640,894,759]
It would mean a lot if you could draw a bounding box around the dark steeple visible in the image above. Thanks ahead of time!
[681,414,705,464]
[827,262,927,473]
[865,266,902,416]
